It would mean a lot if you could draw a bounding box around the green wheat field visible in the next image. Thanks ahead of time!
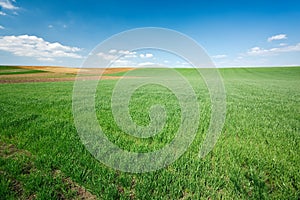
[0,66,299,199]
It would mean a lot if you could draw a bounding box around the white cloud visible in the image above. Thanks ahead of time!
[0,25,4,29]
[112,59,134,66]
[119,50,137,57]
[212,54,227,59]
[138,62,155,66]
[267,34,287,42]
[97,52,117,61]
[48,25,53,28]
[120,50,137,57]
[98,49,137,61]
[146,53,153,58]
[0,35,82,61]
[140,53,153,58]
[247,43,300,56]
[279,43,287,46]
[109,49,117,54]
[173,61,191,67]
[37,57,55,62]
[248,47,262,55]
[0,0,18,10]
[214,41,300,67]
[124,52,137,58]
[0,11,7,15]
[119,50,130,54]
[181,61,190,65]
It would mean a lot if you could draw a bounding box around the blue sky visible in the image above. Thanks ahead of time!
[0,0,300,67]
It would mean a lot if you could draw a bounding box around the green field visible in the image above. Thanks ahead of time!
[0,66,46,75]
[0,67,299,199]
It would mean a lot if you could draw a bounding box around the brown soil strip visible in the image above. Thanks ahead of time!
[18,66,134,75]
[0,75,136,83]
[54,170,97,200]
[0,72,59,78]
[0,142,32,158]
[0,66,135,84]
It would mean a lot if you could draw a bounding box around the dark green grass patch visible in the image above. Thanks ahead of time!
[0,66,46,75]
[0,70,47,75]
[0,66,20,71]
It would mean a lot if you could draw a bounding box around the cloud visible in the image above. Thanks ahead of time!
[109,49,117,54]
[112,59,134,66]
[138,62,155,66]
[0,35,82,61]
[37,57,55,62]
[267,34,287,42]
[98,49,137,61]
[119,50,130,54]
[0,11,7,15]
[212,54,227,59]
[140,53,153,58]
[279,43,287,46]
[0,25,4,29]
[247,43,300,56]
[118,50,137,58]
[0,0,18,10]
[124,52,137,58]
[97,52,117,61]
[48,25,53,28]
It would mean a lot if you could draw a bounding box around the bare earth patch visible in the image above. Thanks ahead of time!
[0,66,135,83]
[0,142,32,158]
[0,76,133,83]
[18,66,134,75]
[54,170,97,200]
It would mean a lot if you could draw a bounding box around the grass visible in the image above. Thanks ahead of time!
[0,66,20,70]
[0,66,46,75]
[0,67,299,199]
[104,70,131,76]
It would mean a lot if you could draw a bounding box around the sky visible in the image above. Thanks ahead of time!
[0,0,300,68]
